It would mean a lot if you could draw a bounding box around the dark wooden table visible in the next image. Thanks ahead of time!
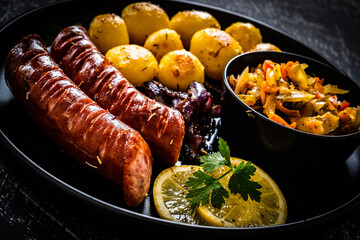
[1,0,360,239]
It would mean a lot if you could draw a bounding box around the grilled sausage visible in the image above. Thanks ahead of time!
[5,34,152,207]
[51,26,185,166]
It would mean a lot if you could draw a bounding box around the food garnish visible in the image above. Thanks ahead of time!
[228,60,360,135]
[185,137,262,209]
[153,137,287,227]
[196,157,287,227]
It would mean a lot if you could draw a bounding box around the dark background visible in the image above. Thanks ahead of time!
[0,0,359,239]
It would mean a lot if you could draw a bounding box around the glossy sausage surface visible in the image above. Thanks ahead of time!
[51,26,185,166]
[5,34,152,207]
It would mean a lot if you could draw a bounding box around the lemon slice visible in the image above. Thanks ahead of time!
[197,157,287,227]
[153,165,205,224]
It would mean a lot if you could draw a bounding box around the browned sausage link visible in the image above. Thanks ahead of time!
[5,34,152,207]
[51,26,185,166]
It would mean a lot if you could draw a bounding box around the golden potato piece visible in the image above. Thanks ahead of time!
[248,43,281,52]
[170,10,221,49]
[156,49,204,91]
[190,28,242,81]
[121,2,170,45]
[88,13,129,54]
[225,22,262,52]
[144,28,184,62]
[105,45,158,86]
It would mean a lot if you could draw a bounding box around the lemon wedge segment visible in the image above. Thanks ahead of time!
[153,165,205,224]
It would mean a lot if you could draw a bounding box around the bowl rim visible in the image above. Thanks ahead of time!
[223,50,360,139]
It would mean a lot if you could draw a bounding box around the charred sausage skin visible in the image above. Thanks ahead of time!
[51,26,185,166]
[5,34,152,207]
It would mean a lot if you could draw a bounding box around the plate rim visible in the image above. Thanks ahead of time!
[0,0,359,234]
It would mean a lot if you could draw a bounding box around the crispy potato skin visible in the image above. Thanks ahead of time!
[170,10,221,49]
[5,34,152,207]
[225,22,262,52]
[190,28,242,81]
[121,2,170,45]
[156,49,204,91]
[106,44,158,86]
[88,13,129,54]
[144,28,183,62]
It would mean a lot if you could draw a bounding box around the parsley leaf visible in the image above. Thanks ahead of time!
[210,182,229,209]
[186,170,228,209]
[185,137,262,209]
[228,162,262,202]
[218,137,231,168]
[200,152,225,173]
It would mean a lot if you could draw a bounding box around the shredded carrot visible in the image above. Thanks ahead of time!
[255,68,265,79]
[276,101,301,117]
[339,100,350,111]
[314,77,324,96]
[269,113,296,129]
[247,80,255,89]
[280,61,298,79]
[262,60,275,74]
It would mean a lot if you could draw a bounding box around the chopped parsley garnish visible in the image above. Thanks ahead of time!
[185,137,262,209]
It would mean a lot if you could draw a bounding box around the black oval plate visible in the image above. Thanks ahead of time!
[1,0,359,236]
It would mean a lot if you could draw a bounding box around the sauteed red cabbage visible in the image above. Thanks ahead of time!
[140,81,221,162]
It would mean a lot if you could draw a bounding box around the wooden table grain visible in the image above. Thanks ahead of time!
[0,0,359,239]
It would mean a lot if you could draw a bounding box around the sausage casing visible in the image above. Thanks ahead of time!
[51,26,185,166]
[5,34,152,207]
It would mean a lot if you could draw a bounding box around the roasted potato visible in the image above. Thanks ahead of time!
[156,49,204,91]
[170,10,221,49]
[144,28,184,62]
[105,45,158,86]
[190,28,242,81]
[248,43,281,52]
[121,2,170,45]
[225,22,262,52]
[88,13,129,54]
